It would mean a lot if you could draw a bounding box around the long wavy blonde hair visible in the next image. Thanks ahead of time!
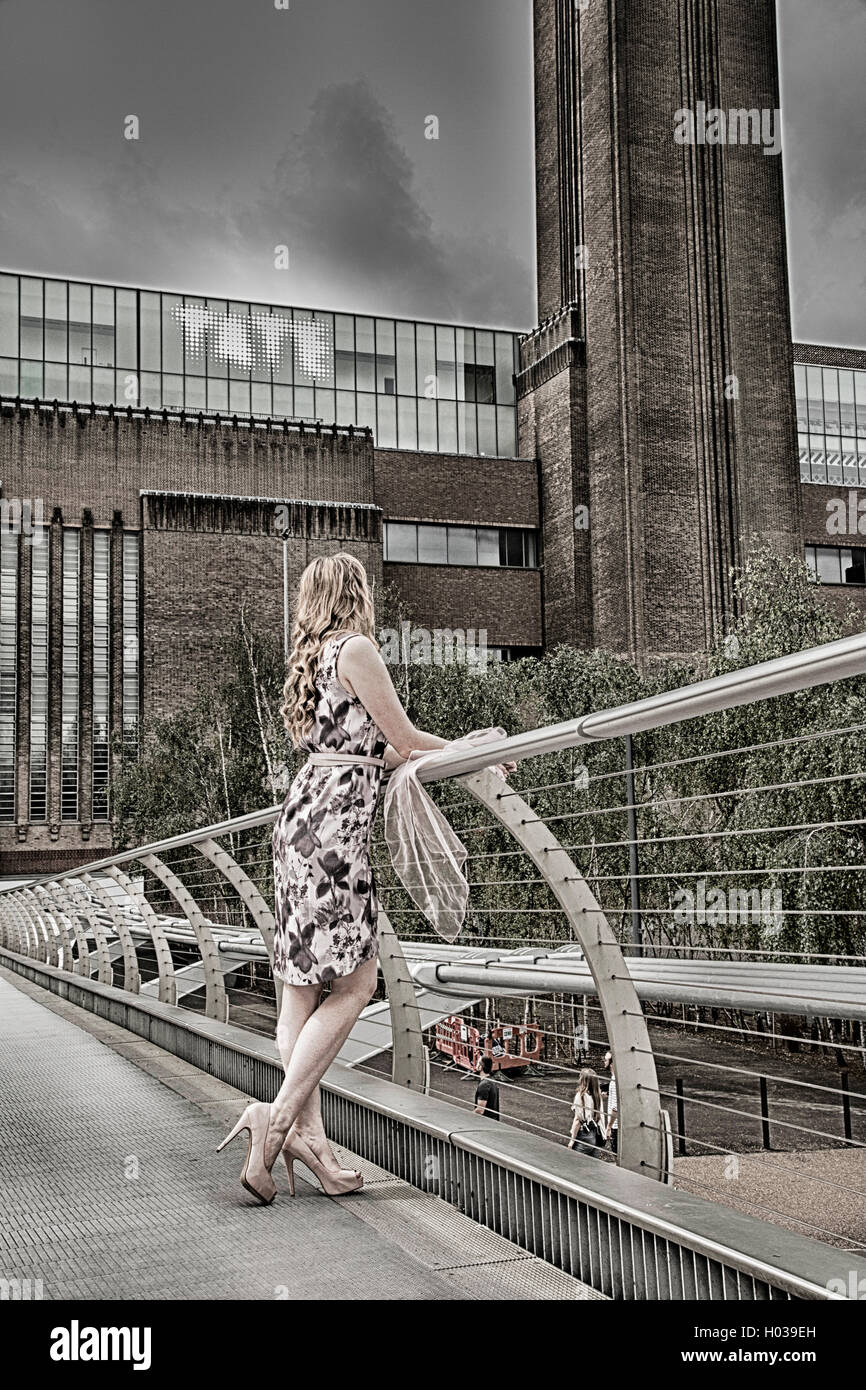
[281,553,378,747]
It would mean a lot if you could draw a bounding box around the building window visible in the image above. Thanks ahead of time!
[0,272,522,459]
[29,540,49,822]
[0,530,17,823]
[796,362,866,486]
[122,533,140,757]
[805,544,866,586]
[92,531,110,820]
[384,522,539,569]
[61,530,80,821]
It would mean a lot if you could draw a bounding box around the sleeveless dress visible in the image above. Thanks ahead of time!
[272,635,387,987]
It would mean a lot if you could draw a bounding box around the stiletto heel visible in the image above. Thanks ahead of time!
[283,1132,364,1197]
[282,1152,296,1198]
[216,1114,248,1153]
[217,1102,278,1205]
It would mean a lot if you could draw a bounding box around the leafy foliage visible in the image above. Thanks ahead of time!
[111,550,866,961]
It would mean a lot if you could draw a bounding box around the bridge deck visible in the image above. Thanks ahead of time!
[0,969,600,1301]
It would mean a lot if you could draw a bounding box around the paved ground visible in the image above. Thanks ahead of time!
[673,1149,866,1252]
[0,968,600,1301]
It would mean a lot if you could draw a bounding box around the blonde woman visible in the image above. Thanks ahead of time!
[568,1068,604,1158]
[218,553,513,1203]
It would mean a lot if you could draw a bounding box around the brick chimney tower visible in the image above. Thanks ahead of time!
[520,0,803,660]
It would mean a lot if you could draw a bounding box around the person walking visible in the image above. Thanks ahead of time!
[217,552,514,1203]
[567,1068,604,1157]
[603,1049,619,1156]
[474,1055,501,1121]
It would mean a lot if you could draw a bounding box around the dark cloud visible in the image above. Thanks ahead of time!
[241,78,532,323]
[0,0,861,344]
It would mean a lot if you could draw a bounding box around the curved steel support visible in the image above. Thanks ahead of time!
[196,837,276,961]
[139,853,228,1022]
[17,891,50,962]
[24,886,71,970]
[0,896,12,949]
[196,835,281,1014]
[42,884,90,976]
[82,873,141,994]
[5,894,30,955]
[376,908,426,1091]
[104,865,177,1006]
[462,768,663,1181]
[18,890,56,966]
[63,877,114,985]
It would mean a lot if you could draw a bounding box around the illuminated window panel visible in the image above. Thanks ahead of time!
[29,541,49,822]
[122,533,140,758]
[0,530,17,822]
[61,530,80,822]
[92,531,110,821]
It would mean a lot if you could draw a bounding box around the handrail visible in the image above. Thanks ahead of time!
[3,632,864,893]
[413,630,866,783]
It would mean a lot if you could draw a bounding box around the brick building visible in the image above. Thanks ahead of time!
[1,0,864,873]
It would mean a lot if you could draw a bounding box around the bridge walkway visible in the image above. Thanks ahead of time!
[0,968,601,1302]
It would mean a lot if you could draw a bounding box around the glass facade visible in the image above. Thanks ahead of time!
[0,271,520,459]
[805,544,866,586]
[29,540,49,822]
[92,531,110,821]
[796,362,866,485]
[383,521,538,568]
[0,531,17,822]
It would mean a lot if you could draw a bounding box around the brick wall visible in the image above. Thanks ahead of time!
[142,494,383,719]
[374,447,539,527]
[383,563,542,648]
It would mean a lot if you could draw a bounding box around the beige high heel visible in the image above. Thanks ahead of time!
[282,1131,364,1198]
[216,1101,278,1205]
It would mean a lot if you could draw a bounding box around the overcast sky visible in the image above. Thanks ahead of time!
[0,0,861,344]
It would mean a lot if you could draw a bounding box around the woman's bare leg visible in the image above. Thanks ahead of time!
[264,957,378,1167]
[275,981,356,1175]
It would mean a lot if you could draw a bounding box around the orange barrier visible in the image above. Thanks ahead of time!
[433,1015,544,1073]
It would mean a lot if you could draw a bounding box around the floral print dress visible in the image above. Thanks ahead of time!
[272,635,387,986]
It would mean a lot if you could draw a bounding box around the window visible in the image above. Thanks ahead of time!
[92,532,110,821]
[418,525,447,564]
[384,522,539,569]
[0,272,522,457]
[0,530,17,822]
[61,530,80,821]
[122,534,140,757]
[796,362,866,486]
[447,526,477,566]
[383,523,417,563]
[29,541,49,821]
[805,545,866,585]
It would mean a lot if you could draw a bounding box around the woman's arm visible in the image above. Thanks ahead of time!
[337,636,447,760]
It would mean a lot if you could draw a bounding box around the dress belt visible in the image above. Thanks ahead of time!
[306,752,386,769]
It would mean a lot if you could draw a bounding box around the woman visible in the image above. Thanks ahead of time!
[567,1068,604,1158]
[218,552,513,1203]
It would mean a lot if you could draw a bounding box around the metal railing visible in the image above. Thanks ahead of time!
[2,630,866,1298]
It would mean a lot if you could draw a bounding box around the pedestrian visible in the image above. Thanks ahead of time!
[217,552,516,1203]
[567,1068,605,1156]
[474,1055,501,1121]
[603,1049,618,1155]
